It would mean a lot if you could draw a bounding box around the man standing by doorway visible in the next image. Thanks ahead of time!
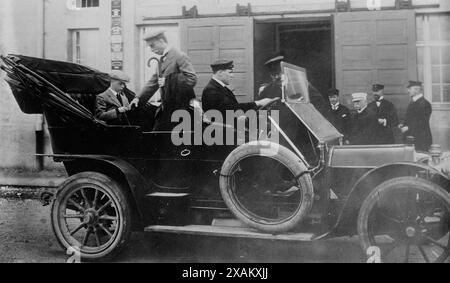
[368,84,399,144]
[399,81,433,152]
[130,30,200,129]
[328,88,350,142]
[349,92,377,145]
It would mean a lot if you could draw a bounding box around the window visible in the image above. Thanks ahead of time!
[417,13,450,104]
[70,29,101,69]
[76,0,99,8]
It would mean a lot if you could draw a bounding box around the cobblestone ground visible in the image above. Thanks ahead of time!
[0,197,369,263]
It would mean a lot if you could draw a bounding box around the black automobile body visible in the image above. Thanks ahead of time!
[1,55,449,263]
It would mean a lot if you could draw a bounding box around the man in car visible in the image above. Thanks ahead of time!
[399,81,433,151]
[202,60,274,118]
[259,55,330,119]
[349,92,378,145]
[328,88,350,141]
[368,84,399,144]
[130,30,200,130]
[95,70,133,125]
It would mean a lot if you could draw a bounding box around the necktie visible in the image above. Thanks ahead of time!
[117,93,123,106]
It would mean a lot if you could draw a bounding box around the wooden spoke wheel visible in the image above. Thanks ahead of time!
[51,172,131,262]
[358,177,450,263]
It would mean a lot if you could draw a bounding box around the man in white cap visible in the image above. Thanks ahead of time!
[130,30,198,125]
[95,70,133,125]
[349,92,377,145]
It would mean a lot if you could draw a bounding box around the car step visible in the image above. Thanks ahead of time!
[144,225,315,241]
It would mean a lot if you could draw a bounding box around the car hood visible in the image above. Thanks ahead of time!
[328,144,416,168]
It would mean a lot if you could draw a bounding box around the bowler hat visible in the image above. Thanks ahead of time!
[372,84,385,92]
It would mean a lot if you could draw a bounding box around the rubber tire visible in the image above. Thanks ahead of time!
[51,172,132,262]
[357,176,450,263]
[220,142,314,234]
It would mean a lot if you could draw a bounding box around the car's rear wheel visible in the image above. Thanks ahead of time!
[358,177,450,263]
[51,172,132,262]
[220,142,314,234]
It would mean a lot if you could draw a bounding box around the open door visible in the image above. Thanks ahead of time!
[334,10,417,117]
[180,17,254,102]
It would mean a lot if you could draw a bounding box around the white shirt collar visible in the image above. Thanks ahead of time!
[378,96,384,101]
[357,106,367,114]
[412,93,423,102]
[331,103,340,110]
[109,88,118,96]
[213,77,227,88]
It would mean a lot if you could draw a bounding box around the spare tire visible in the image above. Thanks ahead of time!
[219,141,314,234]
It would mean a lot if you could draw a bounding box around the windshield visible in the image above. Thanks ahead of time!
[280,62,343,143]
[281,62,310,103]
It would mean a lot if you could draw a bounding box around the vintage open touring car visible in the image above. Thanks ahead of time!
[1,54,449,263]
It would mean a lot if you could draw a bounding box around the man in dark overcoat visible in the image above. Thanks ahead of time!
[349,92,378,145]
[368,84,399,144]
[399,81,433,151]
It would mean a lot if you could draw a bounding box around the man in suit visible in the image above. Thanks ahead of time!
[130,30,201,129]
[328,88,351,141]
[95,70,133,125]
[202,60,273,118]
[368,84,399,144]
[399,81,433,152]
[349,92,378,145]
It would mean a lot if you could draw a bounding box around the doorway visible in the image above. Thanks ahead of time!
[254,18,333,100]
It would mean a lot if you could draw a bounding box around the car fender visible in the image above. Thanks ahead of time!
[329,162,450,236]
[50,154,153,227]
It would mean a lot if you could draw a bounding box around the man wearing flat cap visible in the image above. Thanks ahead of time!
[328,88,351,141]
[368,84,399,144]
[95,70,134,125]
[130,30,199,128]
[202,60,273,118]
[399,81,433,151]
[349,92,378,145]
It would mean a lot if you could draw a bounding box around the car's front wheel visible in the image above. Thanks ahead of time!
[51,172,132,262]
[358,177,450,263]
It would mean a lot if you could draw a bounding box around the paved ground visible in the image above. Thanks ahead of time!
[0,197,368,263]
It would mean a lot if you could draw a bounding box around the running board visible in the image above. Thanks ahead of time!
[145,225,315,241]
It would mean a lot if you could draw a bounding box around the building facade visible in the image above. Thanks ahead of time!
[0,0,449,170]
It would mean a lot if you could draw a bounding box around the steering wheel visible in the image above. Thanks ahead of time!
[258,97,281,111]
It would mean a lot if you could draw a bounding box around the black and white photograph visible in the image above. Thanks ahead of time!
[0,0,449,267]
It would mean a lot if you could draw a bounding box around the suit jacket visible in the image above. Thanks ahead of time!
[95,89,130,125]
[404,96,432,151]
[368,99,399,144]
[330,104,351,139]
[202,79,257,118]
[349,106,378,145]
[138,47,197,103]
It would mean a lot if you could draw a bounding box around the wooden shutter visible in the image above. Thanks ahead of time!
[180,17,254,102]
[334,10,417,117]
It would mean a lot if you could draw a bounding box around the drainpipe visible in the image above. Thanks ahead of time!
[35,0,46,171]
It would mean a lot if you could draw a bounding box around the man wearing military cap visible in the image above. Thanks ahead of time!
[202,60,274,118]
[259,56,284,100]
[328,88,351,141]
[399,81,433,151]
[368,84,399,144]
[95,70,134,125]
[130,30,198,127]
[349,92,378,145]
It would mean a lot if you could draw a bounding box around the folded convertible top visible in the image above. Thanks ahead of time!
[9,54,110,95]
